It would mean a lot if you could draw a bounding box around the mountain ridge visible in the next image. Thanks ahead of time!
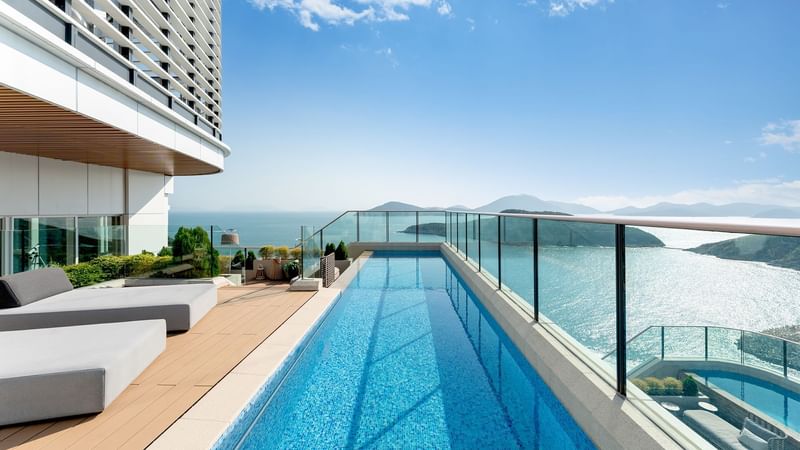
[370,197,800,218]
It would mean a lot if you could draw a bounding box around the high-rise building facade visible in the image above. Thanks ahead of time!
[0,0,230,274]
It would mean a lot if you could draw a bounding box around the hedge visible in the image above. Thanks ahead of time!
[62,254,173,288]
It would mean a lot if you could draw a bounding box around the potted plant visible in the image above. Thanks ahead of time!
[262,245,291,280]
[282,260,300,280]
[334,241,351,273]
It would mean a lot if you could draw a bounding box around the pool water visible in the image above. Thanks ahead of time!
[695,370,800,432]
[230,252,594,449]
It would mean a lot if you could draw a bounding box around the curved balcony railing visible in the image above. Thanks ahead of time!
[602,325,800,381]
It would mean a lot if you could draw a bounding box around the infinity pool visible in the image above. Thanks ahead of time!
[695,369,800,432]
[224,252,594,449]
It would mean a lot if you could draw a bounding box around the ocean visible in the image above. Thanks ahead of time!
[170,211,800,352]
[169,211,340,248]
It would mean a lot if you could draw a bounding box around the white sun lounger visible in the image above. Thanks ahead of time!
[0,320,166,425]
[0,268,217,332]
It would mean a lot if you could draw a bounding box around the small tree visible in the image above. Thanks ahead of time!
[324,243,336,256]
[335,241,349,260]
[259,245,274,259]
[682,376,699,396]
[276,246,290,259]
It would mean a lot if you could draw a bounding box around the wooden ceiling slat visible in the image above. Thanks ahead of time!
[0,85,221,176]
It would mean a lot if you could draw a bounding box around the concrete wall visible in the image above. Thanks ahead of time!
[0,152,171,255]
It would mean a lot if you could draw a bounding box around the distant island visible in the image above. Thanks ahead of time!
[689,235,800,271]
[401,209,664,248]
[500,210,664,247]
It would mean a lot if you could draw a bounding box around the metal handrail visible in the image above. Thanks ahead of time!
[311,209,800,238]
[603,324,800,379]
[604,324,800,360]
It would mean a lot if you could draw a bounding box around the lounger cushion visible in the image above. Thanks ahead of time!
[739,428,768,450]
[0,268,73,308]
[683,410,747,450]
[0,284,217,332]
[0,320,166,425]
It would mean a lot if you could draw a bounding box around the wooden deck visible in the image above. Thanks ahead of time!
[0,283,313,450]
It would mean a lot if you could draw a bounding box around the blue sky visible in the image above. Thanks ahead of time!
[171,0,800,211]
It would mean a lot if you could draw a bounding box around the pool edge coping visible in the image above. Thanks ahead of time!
[439,243,714,450]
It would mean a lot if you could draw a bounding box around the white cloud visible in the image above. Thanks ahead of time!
[717,2,730,9]
[466,17,475,32]
[760,119,800,152]
[577,180,800,211]
[743,151,767,163]
[548,0,604,17]
[375,47,399,67]
[249,0,443,30]
[436,0,452,16]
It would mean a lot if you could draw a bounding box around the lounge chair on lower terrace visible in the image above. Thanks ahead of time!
[0,320,166,425]
[683,410,786,450]
[0,268,216,332]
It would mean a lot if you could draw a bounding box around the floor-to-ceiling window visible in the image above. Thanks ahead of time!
[11,216,125,273]
[78,216,124,262]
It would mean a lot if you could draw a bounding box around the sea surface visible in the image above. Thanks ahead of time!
[171,212,800,352]
[169,211,339,248]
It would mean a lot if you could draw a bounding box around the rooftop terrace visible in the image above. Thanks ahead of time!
[0,283,312,449]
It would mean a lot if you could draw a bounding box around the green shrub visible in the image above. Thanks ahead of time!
[90,255,127,279]
[335,241,349,260]
[282,260,299,279]
[63,263,106,288]
[324,243,336,256]
[644,377,665,395]
[663,377,683,395]
[172,226,211,258]
[632,378,649,392]
[276,246,290,259]
[158,246,173,257]
[290,246,303,259]
[259,245,275,259]
[682,376,699,396]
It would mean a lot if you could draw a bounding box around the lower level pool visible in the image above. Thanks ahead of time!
[695,369,800,432]
[225,252,594,449]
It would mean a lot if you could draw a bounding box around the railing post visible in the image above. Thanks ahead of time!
[320,230,324,256]
[385,211,389,242]
[784,340,788,378]
[741,329,745,365]
[533,218,539,322]
[477,214,482,271]
[416,211,419,243]
[356,212,360,242]
[615,224,627,396]
[456,213,459,253]
[704,326,709,361]
[465,214,469,261]
[661,326,665,360]
[209,225,214,276]
[497,215,502,289]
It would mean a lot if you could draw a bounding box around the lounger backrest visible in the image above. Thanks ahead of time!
[744,418,785,449]
[0,268,74,308]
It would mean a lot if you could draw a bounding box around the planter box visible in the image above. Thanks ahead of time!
[262,259,285,280]
[334,259,351,274]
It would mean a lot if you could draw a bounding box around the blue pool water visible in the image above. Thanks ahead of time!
[227,252,594,449]
[695,370,800,432]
